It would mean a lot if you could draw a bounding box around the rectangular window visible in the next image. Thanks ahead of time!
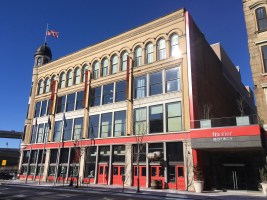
[53,121,62,142]
[60,148,69,164]
[166,102,182,132]
[34,102,41,117]
[90,87,101,107]
[63,119,73,141]
[114,110,126,137]
[113,145,125,162]
[168,166,175,182]
[40,100,48,117]
[134,76,146,99]
[89,115,99,139]
[101,113,112,138]
[98,146,110,163]
[256,7,267,31]
[31,125,37,144]
[30,150,38,164]
[43,123,50,143]
[73,117,83,140]
[50,149,58,163]
[134,107,147,135]
[166,67,180,92]
[102,83,114,105]
[23,151,30,163]
[262,46,267,73]
[56,96,66,113]
[167,142,184,162]
[36,123,44,143]
[75,91,84,110]
[133,144,146,162]
[115,80,126,102]
[150,71,162,96]
[85,146,96,178]
[66,93,75,112]
[149,105,163,133]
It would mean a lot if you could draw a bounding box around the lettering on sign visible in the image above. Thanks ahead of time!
[212,131,233,142]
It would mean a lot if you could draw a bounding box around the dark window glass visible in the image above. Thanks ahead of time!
[38,150,46,164]
[34,102,41,117]
[134,76,146,99]
[141,167,146,176]
[114,110,126,137]
[66,93,75,112]
[133,144,146,162]
[43,123,50,143]
[98,146,110,163]
[89,115,99,139]
[63,119,73,141]
[31,125,37,144]
[30,150,38,164]
[168,166,175,182]
[85,147,96,178]
[48,166,56,175]
[76,91,84,110]
[50,149,58,163]
[53,121,62,142]
[101,113,112,138]
[56,96,66,113]
[151,167,156,176]
[256,7,267,31]
[60,148,69,163]
[166,67,180,92]
[149,105,163,133]
[115,81,126,102]
[150,71,162,96]
[103,84,114,105]
[148,143,163,161]
[86,146,97,163]
[178,167,184,177]
[40,100,48,116]
[113,145,125,162]
[73,117,83,140]
[167,142,184,162]
[262,45,267,73]
[90,87,101,107]
[23,151,30,163]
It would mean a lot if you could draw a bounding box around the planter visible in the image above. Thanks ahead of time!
[194,181,204,193]
[236,116,250,126]
[261,183,267,196]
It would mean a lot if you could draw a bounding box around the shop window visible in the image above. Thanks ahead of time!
[113,145,125,162]
[50,149,58,164]
[134,76,146,99]
[149,71,162,96]
[167,142,183,162]
[89,115,99,139]
[135,47,142,67]
[111,55,118,74]
[178,167,184,177]
[92,62,99,79]
[102,83,114,105]
[256,7,267,31]
[168,166,175,182]
[121,51,128,71]
[90,87,101,107]
[146,43,154,64]
[56,96,66,113]
[23,151,30,163]
[73,117,83,140]
[30,150,38,164]
[60,148,69,164]
[115,80,126,102]
[101,58,109,77]
[133,144,146,162]
[149,105,163,133]
[63,119,73,141]
[53,121,62,142]
[166,102,182,132]
[134,107,147,135]
[101,113,112,138]
[98,146,110,163]
[157,39,166,60]
[262,45,267,73]
[166,67,180,92]
[48,166,56,176]
[114,110,126,137]
[38,149,46,164]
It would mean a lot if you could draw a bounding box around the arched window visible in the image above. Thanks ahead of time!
[135,47,142,67]
[92,62,99,79]
[256,7,267,31]
[170,34,179,57]
[157,39,166,60]
[38,80,44,95]
[67,70,73,87]
[101,58,108,77]
[111,55,118,74]
[59,72,66,89]
[121,51,128,71]
[74,68,81,85]
[146,43,153,64]
[82,65,89,82]
[44,77,50,93]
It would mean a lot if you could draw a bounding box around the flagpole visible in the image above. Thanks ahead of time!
[44,23,49,44]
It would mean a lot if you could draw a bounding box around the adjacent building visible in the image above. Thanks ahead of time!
[18,8,266,191]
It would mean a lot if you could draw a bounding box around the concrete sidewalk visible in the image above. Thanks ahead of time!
[1,179,267,200]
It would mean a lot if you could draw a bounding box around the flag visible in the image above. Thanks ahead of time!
[62,113,67,128]
[46,30,59,38]
[48,115,51,130]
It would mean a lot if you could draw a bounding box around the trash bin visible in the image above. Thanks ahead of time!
[151,180,158,189]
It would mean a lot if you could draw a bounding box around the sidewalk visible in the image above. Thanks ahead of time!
[1,179,267,200]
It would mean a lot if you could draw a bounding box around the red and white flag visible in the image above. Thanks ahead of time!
[46,30,59,38]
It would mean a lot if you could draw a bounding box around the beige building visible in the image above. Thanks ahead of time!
[243,0,267,129]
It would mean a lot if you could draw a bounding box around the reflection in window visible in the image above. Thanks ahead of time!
[101,113,112,138]
[76,91,84,110]
[149,105,163,133]
[170,34,179,57]
[166,67,180,92]
[166,102,182,132]
[66,93,75,112]
[40,100,48,117]
[134,107,147,135]
[89,115,99,139]
[73,117,83,140]
[53,121,62,142]
[115,80,126,102]
[90,87,101,107]
[114,111,126,137]
[150,71,162,96]
[63,119,73,141]
[134,76,146,99]
[34,102,41,117]
[102,84,114,105]
[56,96,66,113]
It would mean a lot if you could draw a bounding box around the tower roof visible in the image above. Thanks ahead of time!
[34,43,52,59]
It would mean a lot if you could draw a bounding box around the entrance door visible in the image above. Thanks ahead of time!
[98,164,108,184]
[112,166,125,185]
[223,164,247,190]
[133,165,146,187]
[150,166,164,189]
[176,165,186,190]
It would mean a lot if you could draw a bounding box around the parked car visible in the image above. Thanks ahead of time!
[0,172,13,180]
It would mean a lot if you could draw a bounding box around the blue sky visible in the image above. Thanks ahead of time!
[0,0,250,147]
